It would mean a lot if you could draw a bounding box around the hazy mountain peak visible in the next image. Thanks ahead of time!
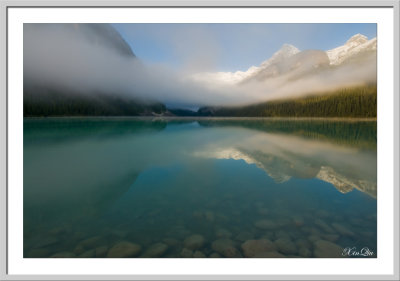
[261,43,300,67]
[346,33,368,45]
[326,33,376,65]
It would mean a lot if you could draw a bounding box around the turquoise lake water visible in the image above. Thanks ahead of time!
[23,118,377,258]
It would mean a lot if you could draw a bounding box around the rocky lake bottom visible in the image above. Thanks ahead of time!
[23,118,377,258]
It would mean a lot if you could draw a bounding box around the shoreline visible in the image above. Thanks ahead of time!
[23,116,378,122]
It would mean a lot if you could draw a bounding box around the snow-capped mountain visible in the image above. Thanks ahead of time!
[259,43,300,68]
[191,43,300,85]
[316,166,376,198]
[326,34,377,65]
[192,33,376,85]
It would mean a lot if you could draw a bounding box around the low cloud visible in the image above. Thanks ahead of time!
[24,24,376,109]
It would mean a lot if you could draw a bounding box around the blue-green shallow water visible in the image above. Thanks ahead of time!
[23,118,377,258]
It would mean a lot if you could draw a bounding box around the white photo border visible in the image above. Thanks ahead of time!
[1,1,399,280]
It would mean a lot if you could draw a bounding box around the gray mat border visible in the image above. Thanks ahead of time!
[0,1,398,280]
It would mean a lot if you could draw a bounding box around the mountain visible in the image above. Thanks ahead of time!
[194,146,376,198]
[241,49,329,83]
[316,166,376,198]
[192,33,376,85]
[191,44,300,85]
[24,23,167,117]
[326,34,377,65]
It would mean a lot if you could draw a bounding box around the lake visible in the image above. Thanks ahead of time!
[23,118,377,258]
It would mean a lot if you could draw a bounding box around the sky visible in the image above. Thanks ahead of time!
[24,23,377,109]
[112,23,376,72]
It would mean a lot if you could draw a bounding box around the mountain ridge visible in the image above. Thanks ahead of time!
[192,33,376,85]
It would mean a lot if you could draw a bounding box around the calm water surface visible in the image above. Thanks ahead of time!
[23,118,377,258]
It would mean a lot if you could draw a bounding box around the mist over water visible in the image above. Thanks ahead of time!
[24,118,377,258]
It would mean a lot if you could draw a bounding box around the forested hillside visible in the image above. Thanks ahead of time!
[198,85,377,118]
[24,90,166,117]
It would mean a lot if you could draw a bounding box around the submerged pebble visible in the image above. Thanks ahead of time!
[162,237,180,247]
[331,223,355,237]
[274,238,297,255]
[253,251,285,258]
[314,219,335,233]
[79,249,96,258]
[313,240,343,258]
[26,248,51,258]
[254,219,278,230]
[215,228,232,239]
[298,247,312,258]
[235,231,254,242]
[212,239,242,258]
[241,239,277,258]
[184,234,205,250]
[107,241,141,258]
[141,243,168,258]
[180,248,193,258]
[193,250,206,258]
[322,233,340,242]
[51,251,76,258]
[78,236,106,250]
[209,252,222,258]
[95,246,108,258]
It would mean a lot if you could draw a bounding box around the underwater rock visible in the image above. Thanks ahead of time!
[162,237,180,247]
[141,243,168,258]
[307,235,321,242]
[180,248,193,258]
[73,245,86,255]
[235,231,255,242]
[254,219,278,230]
[322,234,340,242]
[107,241,141,258]
[241,239,277,258]
[316,209,331,218]
[204,211,215,222]
[50,251,76,258]
[79,249,96,258]
[292,216,304,227]
[192,210,203,220]
[110,229,128,238]
[171,226,191,239]
[253,251,285,258]
[314,219,335,233]
[208,252,222,258]
[26,248,51,258]
[274,230,291,240]
[295,238,311,249]
[313,240,343,258]
[349,217,365,227]
[298,247,312,258]
[78,236,106,250]
[274,238,297,255]
[184,234,205,250]
[49,225,71,236]
[216,213,229,222]
[212,239,242,258]
[193,250,206,258]
[215,228,232,239]
[331,223,355,237]
[257,207,269,216]
[33,236,59,249]
[308,227,322,236]
[95,246,108,258]
[276,218,291,228]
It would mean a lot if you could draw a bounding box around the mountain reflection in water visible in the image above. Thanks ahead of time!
[24,118,377,258]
